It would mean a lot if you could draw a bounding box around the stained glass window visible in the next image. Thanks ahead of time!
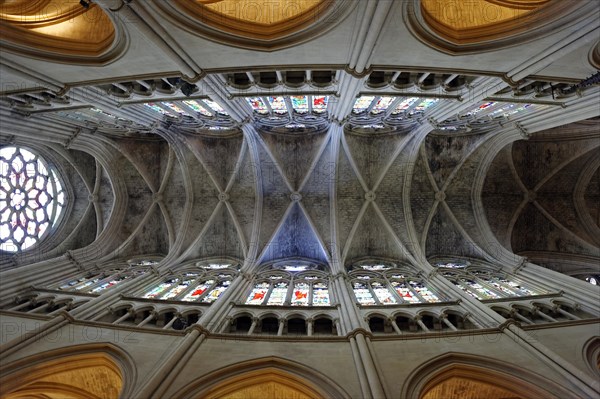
[59,276,89,290]
[203,99,228,115]
[464,102,495,117]
[56,268,144,294]
[291,96,309,113]
[413,98,438,112]
[162,102,189,116]
[291,282,310,306]
[244,266,331,306]
[391,281,420,303]
[312,96,328,113]
[70,277,101,291]
[352,96,375,113]
[391,98,418,114]
[201,263,232,269]
[435,261,466,269]
[144,280,176,299]
[461,279,500,300]
[140,268,236,304]
[487,103,544,119]
[183,100,213,116]
[181,280,214,302]
[246,282,270,305]
[1,147,66,252]
[371,96,395,114]
[267,282,288,305]
[247,97,269,114]
[161,276,195,300]
[353,282,376,305]
[202,280,231,303]
[360,264,391,271]
[90,276,128,293]
[144,103,172,116]
[372,281,397,304]
[408,280,439,302]
[268,96,287,114]
[312,282,330,306]
[438,263,541,300]
[75,278,100,291]
[350,264,443,305]
[283,265,308,272]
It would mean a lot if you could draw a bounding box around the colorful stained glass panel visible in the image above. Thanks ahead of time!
[372,282,397,304]
[291,282,309,306]
[202,280,230,303]
[247,97,269,114]
[312,282,330,306]
[353,282,376,305]
[352,96,375,113]
[182,100,212,116]
[181,280,214,301]
[246,282,269,305]
[312,96,328,113]
[267,282,288,305]
[391,281,420,303]
[371,96,395,114]
[268,96,287,114]
[291,96,308,113]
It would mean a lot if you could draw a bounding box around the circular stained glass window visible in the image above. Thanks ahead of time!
[0,147,65,252]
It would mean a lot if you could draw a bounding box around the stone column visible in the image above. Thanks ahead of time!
[355,333,386,399]
[137,311,157,327]
[440,314,458,331]
[307,318,314,336]
[389,318,402,335]
[247,317,259,335]
[415,316,429,332]
[112,309,133,325]
[277,318,285,336]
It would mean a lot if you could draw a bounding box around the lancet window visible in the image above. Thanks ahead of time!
[348,262,443,306]
[244,263,331,306]
[351,96,439,116]
[246,95,330,116]
[55,267,146,294]
[438,263,542,300]
[140,263,238,303]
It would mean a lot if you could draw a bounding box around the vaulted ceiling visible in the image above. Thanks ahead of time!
[0,0,598,279]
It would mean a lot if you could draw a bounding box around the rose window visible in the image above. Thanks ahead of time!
[0,147,65,252]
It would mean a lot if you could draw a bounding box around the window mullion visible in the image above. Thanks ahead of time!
[367,283,381,305]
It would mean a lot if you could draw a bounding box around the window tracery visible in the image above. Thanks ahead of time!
[246,95,331,117]
[140,263,238,303]
[1,146,66,252]
[348,263,443,306]
[56,268,143,294]
[244,264,331,307]
[438,264,542,300]
[351,96,439,116]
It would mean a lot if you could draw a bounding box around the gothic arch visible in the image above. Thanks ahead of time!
[401,352,574,399]
[171,356,351,399]
[0,343,137,398]
[582,337,600,378]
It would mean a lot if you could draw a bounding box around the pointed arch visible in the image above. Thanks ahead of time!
[172,356,351,399]
[401,352,575,399]
[0,343,136,399]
